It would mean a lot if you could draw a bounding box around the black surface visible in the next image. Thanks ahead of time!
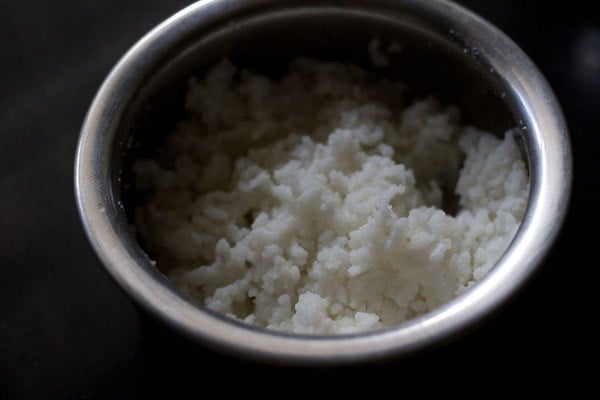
[1,0,598,397]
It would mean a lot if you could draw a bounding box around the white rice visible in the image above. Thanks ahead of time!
[133,57,529,334]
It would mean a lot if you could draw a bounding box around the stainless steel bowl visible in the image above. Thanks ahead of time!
[74,0,572,364]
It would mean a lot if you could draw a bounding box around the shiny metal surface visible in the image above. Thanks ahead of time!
[74,0,572,364]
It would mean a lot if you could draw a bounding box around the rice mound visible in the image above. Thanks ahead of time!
[133,58,529,334]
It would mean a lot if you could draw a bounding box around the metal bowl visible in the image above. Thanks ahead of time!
[74,0,572,364]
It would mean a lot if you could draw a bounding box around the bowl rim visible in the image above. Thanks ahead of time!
[74,0,572,364]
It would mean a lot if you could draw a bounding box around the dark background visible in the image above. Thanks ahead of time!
[1,0,598,397]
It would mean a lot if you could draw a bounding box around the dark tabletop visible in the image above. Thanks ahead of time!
[1,1,598,397]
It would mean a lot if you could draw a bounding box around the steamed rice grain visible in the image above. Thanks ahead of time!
[133,58,529,334]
